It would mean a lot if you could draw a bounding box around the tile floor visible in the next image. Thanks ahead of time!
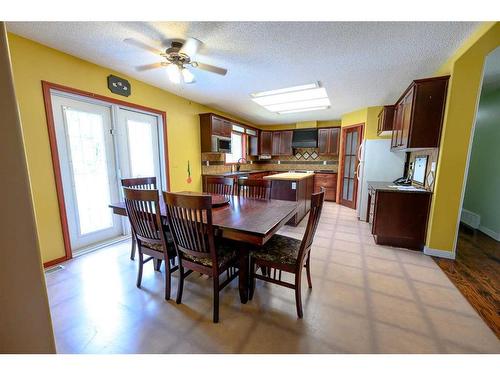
[45,202,500,353]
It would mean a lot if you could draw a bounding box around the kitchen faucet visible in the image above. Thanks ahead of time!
[236,157,247,172]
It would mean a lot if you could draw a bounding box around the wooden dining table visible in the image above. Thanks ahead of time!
[109,193,298,303]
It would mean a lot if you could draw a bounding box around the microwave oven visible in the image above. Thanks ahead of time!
[212,136,232,153]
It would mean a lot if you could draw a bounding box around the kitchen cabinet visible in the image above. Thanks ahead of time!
[260,131,273,155]
[313,173,337,201]
[248,135,259,156]
[200,113,259,153]
[367,182,432,250]
[377,105,395,135]
[318,127,340,156]
[271,131,293,156]
[390,76,449,152]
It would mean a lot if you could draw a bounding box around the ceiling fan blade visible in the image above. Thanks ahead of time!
[135,62,165,72]
[124,38,163,55]
[179,37,202,58]
[193,62,228,76]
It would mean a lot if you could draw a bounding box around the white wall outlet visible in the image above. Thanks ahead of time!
[431,162,436,172]
[278,160,281,165]
[323,160,327,165]
[291,182,297,190]
[206,161,209,166]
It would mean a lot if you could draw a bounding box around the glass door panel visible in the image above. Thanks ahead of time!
[340,126,362,209]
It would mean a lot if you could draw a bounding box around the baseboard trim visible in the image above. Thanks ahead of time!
[478,225,500,241]
[424,246,456,260]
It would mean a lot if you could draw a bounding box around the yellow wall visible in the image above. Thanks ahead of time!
[340,106,385,140]
[426,22,500,253]
[7,33,247,263]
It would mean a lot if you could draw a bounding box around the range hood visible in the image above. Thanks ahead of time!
[292,129,318,148]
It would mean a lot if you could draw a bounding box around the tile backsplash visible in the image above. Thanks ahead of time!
[201,148,338,175]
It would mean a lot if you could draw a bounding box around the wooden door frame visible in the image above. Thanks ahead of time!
[337,123,364,209]
[41,81,170,267]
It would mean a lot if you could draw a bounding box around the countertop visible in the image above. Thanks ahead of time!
[368,181,431,194]
[203,170,337,177]
[264,172,315,181]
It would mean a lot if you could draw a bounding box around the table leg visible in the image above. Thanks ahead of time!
[238,251,249,304]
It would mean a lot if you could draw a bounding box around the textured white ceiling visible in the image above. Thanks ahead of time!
[7,21,479,125]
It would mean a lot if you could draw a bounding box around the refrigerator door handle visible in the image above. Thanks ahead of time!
[356,161,362,182]
[357,142,364,162]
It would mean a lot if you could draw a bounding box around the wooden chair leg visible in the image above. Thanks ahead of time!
[176,266,184,304]
[130,234,136,260]
[213,276,220,323]
[164,263,171,300]
[306,253,312,289]
[295,272,303,319]
[136,251,144,288]
[249,259,256,301]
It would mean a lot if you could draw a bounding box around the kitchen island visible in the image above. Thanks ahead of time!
[264,172,315,226]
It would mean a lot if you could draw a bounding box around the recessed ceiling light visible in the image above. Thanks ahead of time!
[250,82,330,114]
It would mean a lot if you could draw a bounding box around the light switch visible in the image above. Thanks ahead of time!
[431,162,436,172]
[291,182,297,190]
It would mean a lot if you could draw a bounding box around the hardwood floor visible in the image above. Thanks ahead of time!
[433,225,500,339]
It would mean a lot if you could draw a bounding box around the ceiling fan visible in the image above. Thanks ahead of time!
[124,37,228,84]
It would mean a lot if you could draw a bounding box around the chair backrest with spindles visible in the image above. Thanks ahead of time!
[237,178,272,200]
[205,177,234,196]
[123,187,167,251]
[297,190,325,267]
[121,177,157,190]
[163,192,218,269]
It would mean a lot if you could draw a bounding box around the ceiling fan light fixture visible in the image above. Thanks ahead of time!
[166,64,181,84]
[181,68,195,83]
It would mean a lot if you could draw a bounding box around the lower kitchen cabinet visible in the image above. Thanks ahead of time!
[367,182,432,250]
[313,173,337,201]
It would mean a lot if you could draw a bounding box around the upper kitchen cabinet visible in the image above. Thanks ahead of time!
[270,130,293,156]
[391,76,450,152]
[260,131,273,155]
[377,105,395,136]
[318,127,340,156]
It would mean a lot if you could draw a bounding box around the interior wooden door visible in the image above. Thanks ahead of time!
[339,124,363,209]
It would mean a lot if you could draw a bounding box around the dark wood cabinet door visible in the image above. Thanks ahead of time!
[318,128,329,155]
[211,116,223,136]
[279,130,293,155]
[249,135,259,156]
[221,119,233,138]
[260,131,272,155]
[329,128,340,155]
[400,88,414,149]
[272,131,281,155]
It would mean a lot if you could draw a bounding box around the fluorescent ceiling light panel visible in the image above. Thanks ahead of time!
[251,82,318,98]
[278,106,329,114]
[250,82,330,114]
[252,87,328,106]
[265,98,331,112]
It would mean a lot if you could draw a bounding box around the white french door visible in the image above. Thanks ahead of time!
[52,95,123,251]
[115,108,162,187]
[51,93,166,254]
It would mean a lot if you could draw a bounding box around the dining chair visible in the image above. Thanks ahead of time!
[123,187,178,300]
[237,178,272,200]
[163,191,240,323]
[248,190,325,318]
[121,177,157,261]
[204,176,235,196]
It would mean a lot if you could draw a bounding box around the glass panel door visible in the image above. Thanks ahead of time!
[115,108,162,190]
[51,94,123,252]
[340,125,362,209]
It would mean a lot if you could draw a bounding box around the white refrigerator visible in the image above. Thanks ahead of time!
[356,139,406,221]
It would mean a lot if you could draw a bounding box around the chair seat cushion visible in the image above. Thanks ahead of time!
[183,239,238,268]
[251,234,302,266]
[141,231,176,257]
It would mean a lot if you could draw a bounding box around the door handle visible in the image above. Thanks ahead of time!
[355,162,362,182]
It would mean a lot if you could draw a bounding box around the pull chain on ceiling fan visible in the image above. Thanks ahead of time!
[124,37,228,84]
